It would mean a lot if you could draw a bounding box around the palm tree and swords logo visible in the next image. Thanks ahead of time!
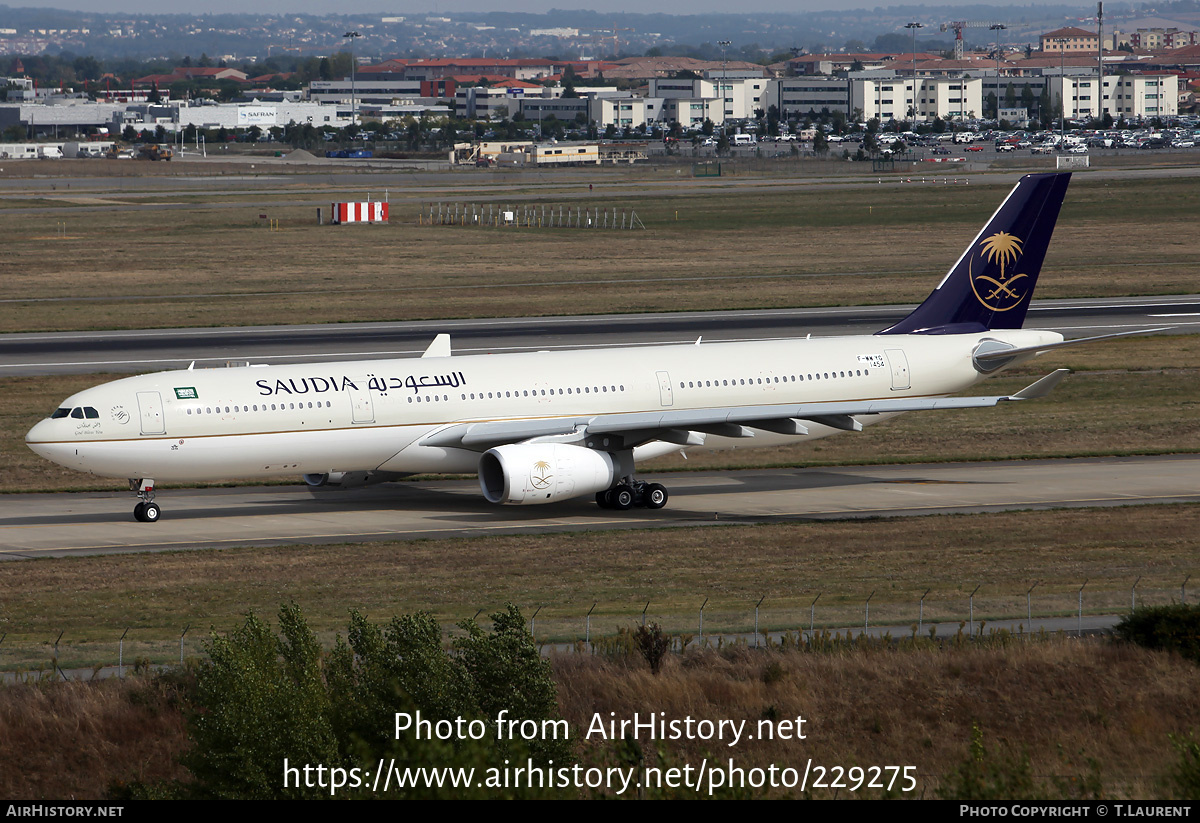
[530,459,553,489]
[970,231,1028,312]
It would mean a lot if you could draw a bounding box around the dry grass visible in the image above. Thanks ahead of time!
[557,639,1200,798]
[0,174,1198,332]
[2,637,1198,799]
[0,675,189,799]
[1,503,1196,669]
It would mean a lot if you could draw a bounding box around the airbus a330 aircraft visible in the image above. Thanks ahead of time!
[26,172,1145,522]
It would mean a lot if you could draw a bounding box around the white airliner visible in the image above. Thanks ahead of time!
[25,172,1145,522]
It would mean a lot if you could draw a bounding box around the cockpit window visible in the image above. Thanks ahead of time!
[70,407,84,419]
[84,407,99,419]
[50,408,71,419]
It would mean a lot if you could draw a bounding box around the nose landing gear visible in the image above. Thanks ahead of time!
[130,478,161,522]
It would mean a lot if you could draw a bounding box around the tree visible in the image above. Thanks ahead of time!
[986,92,998,120]
[1022,84,1035,113]
[183,606,338,799]
[813,129,829,154]
[1005,82,1017,109]
[175,604,572,799]
[1038,84,1053,128]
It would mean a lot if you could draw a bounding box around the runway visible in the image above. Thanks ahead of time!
[0,295,1194,376]
[2,454,1196,560]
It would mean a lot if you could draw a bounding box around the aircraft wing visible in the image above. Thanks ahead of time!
[420,369,1071,452]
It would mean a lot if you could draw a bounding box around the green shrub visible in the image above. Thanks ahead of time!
[1114,604,1200,663]
[177,602,573,798]
[1165,733,1200,800]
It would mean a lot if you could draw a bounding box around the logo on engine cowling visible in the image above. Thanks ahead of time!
[530,460,553,489]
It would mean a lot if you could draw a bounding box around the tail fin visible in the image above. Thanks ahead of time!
[879,172,1071,335]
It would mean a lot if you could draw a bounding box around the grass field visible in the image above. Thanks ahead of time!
[1,173,1198,333]
[1,502,1196,671]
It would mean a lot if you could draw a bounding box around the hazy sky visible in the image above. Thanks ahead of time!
[4,0,1091,15]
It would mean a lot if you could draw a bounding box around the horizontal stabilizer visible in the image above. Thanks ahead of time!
[974,328,1172,363]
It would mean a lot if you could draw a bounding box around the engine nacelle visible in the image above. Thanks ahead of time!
[479,443,615,505]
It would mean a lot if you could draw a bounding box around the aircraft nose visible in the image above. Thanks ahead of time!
[26,418,54,445]
[25,418,76,466]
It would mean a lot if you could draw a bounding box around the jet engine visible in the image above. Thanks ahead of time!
[479,443,615,505]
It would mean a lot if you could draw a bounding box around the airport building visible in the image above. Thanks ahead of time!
[648,72,770,125]
[0,99,125,136]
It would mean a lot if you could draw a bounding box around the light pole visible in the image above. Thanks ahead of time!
[1054,37,1068,144]
[717,39,731,135]
[990,23,1007,120]
[344,31,361,128]
[905,22,924,120]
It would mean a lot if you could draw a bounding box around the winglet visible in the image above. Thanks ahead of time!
[421,334,452,358]
[1008,368,1071,401]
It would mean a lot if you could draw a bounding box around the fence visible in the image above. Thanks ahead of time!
[1,575,1190,679]
[419,202,644,230]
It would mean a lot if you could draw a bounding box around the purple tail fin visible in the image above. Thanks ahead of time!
[879,172,1071,335]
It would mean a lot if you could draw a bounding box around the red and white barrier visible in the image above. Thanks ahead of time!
[331,201,388,224]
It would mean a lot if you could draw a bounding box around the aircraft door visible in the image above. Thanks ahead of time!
[884,349,911,391]
[136,391,166,435]
[656,371,674,407]
[348,387,375,424]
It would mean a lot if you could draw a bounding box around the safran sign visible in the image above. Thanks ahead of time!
[174,387,199,400]
[237,106,276,125]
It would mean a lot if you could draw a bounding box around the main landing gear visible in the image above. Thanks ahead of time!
[595,479,669,511]
[130,478,161,523]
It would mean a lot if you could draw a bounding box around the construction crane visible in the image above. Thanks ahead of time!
[587,23,634,57]
[940,21,1009,61]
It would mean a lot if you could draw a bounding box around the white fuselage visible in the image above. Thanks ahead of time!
[25,328,1061,483]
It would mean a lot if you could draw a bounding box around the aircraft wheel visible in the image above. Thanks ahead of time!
[611,485,635,511]
[139,502,161,523]
[133,502,146,522]
[645,483,668,510]
[595,490,613,509]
